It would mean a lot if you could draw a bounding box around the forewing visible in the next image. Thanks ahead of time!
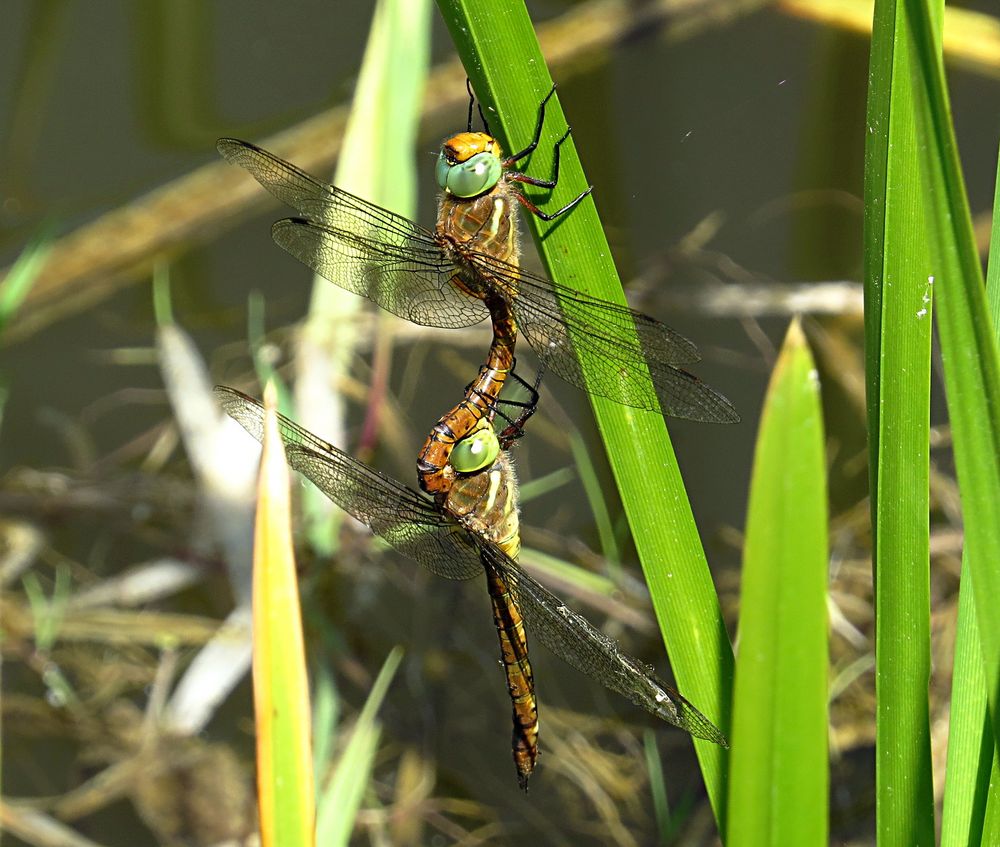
[477,541,728,746]
[271,218,488,327]
[215,386,482,580]
[218,138,487,328]
[466,253,739,423]
[220,138,357,218]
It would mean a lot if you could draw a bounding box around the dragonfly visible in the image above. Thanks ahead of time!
[217,86,740,433]
[216,384,729,790]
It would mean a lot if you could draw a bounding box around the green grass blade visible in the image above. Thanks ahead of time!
[985,788,1000,846]
[253,384,315,847]
[940,559,994,846]
[0,226,52,336]
[941,137,1000,847]
[567,428,621,569]
[436,0,734,822]
[297,0,431,555]
[311,662,340,791]
[901,0,1000,756]
[727,321,828,845]
[864,0,937,841]
[316,647,403,846]
[644,729,673,845]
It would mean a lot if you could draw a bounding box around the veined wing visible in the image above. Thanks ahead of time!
[478,541,729,746]
[217,138,487,328]
[216,386,727,744]
[215,386,481,581]
[467,252,740,423]
[271,218,487,328]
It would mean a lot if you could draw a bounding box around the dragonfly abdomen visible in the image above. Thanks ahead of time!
[485,560,538,791]
[447,454,538,789]
[416,308,517,497]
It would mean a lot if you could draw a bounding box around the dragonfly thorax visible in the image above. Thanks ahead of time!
[445,452,521,560]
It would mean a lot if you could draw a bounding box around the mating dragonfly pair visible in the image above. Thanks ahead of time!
[218,84,734,790]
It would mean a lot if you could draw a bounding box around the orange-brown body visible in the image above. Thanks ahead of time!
[441,131,502,165]
[417,133,523,497]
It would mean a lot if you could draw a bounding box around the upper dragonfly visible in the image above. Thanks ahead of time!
[217,87,739,424]
[216,385,729,790]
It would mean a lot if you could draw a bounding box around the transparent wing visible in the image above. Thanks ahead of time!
[218,138,487,328]
[270,218,488,327]
[216,386,727,745]
[467,252,739,423]
[215,386,482,580]
[219,138,738,421]
[478,542,729,746]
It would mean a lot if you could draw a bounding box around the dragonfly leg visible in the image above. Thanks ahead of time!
[504,84,558,164]
[514,184,593,222]
[495,362,545,446]
[466,78,475,132]
[508,126,573,190]
[466,78,492,135]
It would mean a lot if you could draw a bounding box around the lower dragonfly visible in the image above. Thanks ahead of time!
[216,385,728,789]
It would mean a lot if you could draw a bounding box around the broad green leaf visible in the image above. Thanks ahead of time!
[436,0,734,823]
[864,0,936,841]
[727,320,828,845]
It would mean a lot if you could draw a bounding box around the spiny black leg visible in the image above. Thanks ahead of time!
[507,127,573,190]
[466,78,475,132]
[505,84,557,164]
[515,185,593,222]
[507,362,544,401]
[498,363,545,446]
[550,126,572,185]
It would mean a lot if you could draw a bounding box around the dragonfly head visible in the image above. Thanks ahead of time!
[450,417,500,474]
[436,132,503,198]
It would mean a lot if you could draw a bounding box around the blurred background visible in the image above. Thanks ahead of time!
[2,1,998,844]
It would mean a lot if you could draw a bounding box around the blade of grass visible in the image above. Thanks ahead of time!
[435,0,734,820]
[295,0,431,555]
[902,0,1000,753]
[643,729,673,845]
[254,381,315,847]
[864,0,936,840]
[0,226,52,336]
[567,429,621,570]
[23,565,77,709]
[940,560,995,846]
[248,290,293,417]
[311,663,340,790]
[517,465,574,501]
[726,321,828,845]
[316,647,403,846]
[940,138,1000,847]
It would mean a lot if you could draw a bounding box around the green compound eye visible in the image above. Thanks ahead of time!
[451,425,500,473]
[434,152,452,192]
[436,151,502,198]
